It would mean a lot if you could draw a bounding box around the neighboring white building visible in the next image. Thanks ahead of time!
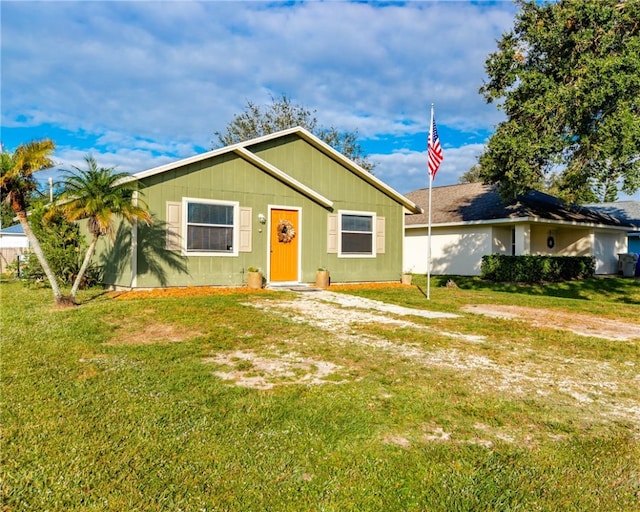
[586,201,640,254]
[0,224,29,273]
[404,183,634,276]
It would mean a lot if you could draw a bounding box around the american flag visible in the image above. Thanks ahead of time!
[428,110,443,179]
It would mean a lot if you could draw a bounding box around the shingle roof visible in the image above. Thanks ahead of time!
[405,183,632,227]
[585,201,640,228]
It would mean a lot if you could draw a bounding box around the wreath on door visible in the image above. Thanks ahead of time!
[277,219,296,243]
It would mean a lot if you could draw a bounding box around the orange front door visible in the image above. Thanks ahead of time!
[270,209,299,282]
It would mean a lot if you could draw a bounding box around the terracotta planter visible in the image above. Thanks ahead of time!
[247,271,263,289]
[401,274,412,285]
[315,270,330,288]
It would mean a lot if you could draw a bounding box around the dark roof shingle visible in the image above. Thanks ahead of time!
[585,201,640,228]
[405,183,632,227]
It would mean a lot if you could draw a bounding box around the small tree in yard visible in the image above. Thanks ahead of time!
[20,201,88,286]
[60,156,152,302]
[0,139,70,305]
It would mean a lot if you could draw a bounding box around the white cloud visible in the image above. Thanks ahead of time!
[372,143,486,194]
[7,2,634,201]
[2,1,515,157]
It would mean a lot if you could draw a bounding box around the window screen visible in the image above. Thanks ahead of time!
[341,214,373,254]
[186,202,234,252]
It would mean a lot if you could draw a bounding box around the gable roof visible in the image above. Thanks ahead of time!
[123,126,422,214]
[405,182,632,228]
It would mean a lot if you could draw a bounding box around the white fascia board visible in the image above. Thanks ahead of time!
[292,127,423,214]
[233,146,333,209]
[522,217,633,231]
[120,146,230,183]
[406,216,632,231]
[117,126,422,215]
[406,218,519,230]
[119,128,307,184]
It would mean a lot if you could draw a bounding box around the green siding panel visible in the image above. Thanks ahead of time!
[251,137,405,283]
[96,134,406,288]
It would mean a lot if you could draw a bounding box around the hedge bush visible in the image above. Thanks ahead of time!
[481,255,595,283]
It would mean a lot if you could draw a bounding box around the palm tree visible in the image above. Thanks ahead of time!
[60,156,152,301]
[0,140,66,304]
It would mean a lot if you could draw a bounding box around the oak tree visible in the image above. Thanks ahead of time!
[214,94,375,172]
[478,0,640,203]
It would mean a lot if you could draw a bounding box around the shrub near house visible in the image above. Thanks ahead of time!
[481,255,595,283]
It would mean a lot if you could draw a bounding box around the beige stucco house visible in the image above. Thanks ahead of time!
[403,183,633,276]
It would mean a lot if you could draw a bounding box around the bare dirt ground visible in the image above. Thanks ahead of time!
[108,287,640,430]
[461,303,640,341]
[106,322,204,345]
[221,290,640,429]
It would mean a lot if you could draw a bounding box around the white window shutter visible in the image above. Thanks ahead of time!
[166,201,182,251]
[327,213,338,254]
[239,207,252,252]
[376,216,385,254]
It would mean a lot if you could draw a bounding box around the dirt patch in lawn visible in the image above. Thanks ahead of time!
[204,350,346,390]
[461,304,640,341]
[106,322,203,345]
[103,285,638,428]
[251,290,482,344]
[243,291,640,428]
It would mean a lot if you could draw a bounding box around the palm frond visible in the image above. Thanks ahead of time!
[60,155,152,238]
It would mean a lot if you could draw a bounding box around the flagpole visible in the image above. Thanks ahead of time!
[426,103,442,300]
[427,104,434,300]
[427,168,433,300]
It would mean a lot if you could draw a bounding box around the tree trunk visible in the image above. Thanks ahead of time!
[70,235,99,300]
[16,211,65,304]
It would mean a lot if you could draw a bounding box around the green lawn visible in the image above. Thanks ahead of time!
[2,277,639,511]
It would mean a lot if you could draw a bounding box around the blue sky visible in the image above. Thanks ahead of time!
[2,0,638,201]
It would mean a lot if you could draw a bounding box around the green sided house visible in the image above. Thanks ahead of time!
[98,126,422,289]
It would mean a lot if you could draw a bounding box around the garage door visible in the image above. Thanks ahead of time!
[594,231,624,275]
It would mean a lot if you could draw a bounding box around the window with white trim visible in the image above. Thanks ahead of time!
[185,199,238,255]
[340,211,375,256]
